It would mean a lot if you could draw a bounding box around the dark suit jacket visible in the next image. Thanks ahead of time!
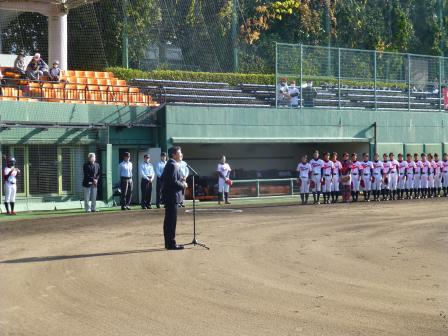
[161,159,185,204]
[82,162,101,188]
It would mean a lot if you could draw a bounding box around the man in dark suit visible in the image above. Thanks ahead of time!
[161,146,187,250]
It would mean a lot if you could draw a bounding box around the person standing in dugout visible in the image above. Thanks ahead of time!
[161,146,187,250]
[82,153,101,212]
[118,152,133,210]
[140,154,155,209]
[217,155,232,205]
[3,158,20,215]
[155,152,167,208]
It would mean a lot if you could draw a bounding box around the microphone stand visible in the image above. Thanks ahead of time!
[182,164,209,250]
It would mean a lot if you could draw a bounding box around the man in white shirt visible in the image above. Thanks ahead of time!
[155,152,167,208]
[288,80,300,108]
[217,155,232,205]
[278,78,290,107]
[178,154,189,207]
[140,154,155,209]
[3,158,20,215]
[118,152,133,210]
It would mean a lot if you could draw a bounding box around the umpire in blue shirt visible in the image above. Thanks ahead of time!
[161,146,187,250]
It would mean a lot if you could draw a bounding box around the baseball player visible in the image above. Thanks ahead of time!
[404,153,416,199]
[3,158,20,215]
[388,152,399,200]
[381,153,391,201]
[340,153,352,203]
[296,155,312,204]
[433,153,442,197]
[350,153,361,202]
[396,153,407,200]
[442,153,448,197]
[330,152,342,203]
[360,153,373,202]
[420,153,431,198]
[217,155,232,205]
[371,153,384,202]
[427,153,435,198]
[321,152,334,204]
[309,150,324,204]
[413,153,422,199]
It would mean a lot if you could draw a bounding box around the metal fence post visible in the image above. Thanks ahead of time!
[300,44,303,109]
[290,178,294,195]
[338,48,341,109]
[407,54,411,112]
[374,50,377,110]
[439,56,443,112]
[275,42,278,108]
[256,180,260,197]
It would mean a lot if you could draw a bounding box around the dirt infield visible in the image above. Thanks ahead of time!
[0,200,447,336]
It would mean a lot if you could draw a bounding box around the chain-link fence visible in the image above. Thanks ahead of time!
[276,43,448,112]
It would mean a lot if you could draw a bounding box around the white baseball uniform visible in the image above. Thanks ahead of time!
[433,160,442,188]
[413,160,422,189]
[397,160,408,190]
[297,162,311,194]
[382,160,391,190]
[420,160,431,189]
[371,160,384,191]
[331,160,342,192]
[3,167,18,203]
[405,160,416,189]
[360,160,373,191]
[427,160,435,188]
[309,159,324,193]
[388,159,399,191]
[321,160,334,193]
[217,163,231,193]
[351,160,361,191]
[442,160,448,188]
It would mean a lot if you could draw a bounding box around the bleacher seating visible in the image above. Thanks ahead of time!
[130,78,446,111]
[0,67,158,107]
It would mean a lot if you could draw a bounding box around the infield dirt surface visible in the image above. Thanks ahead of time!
[0,199,447,336]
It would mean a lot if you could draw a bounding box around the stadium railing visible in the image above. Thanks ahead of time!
[231,178,297,198]
[276,43,448,112]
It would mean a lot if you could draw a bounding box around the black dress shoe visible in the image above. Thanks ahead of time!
[147,205,152,209]
[166,245,184,250]
[156,205,161,209]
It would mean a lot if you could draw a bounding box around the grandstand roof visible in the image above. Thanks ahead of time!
[0,0,98,13]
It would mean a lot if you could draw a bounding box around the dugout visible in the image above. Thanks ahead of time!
[176,140,370,180]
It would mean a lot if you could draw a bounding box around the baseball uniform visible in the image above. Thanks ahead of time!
[405,160,416,198]
[331,160,342,203]
[350,160,362,201]
[321,160,334,204]
[296,162,311,204]
[371,160,384,201]
[413,160,422,198]
[309,158,324,204]
[360,160,373,201]
[442,159,448,196]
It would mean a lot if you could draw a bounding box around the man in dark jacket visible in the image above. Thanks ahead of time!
[161,146,187,250]
[83,153,101,212]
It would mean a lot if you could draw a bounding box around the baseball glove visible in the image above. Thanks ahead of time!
[297,178,302,187]
[341,175,350,183]
[360,179,365,188]
[225,179,233,186]
[310,180,316,189]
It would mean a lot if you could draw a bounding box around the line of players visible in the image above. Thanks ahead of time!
[296,150,448,204]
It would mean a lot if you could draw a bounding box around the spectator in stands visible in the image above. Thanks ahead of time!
[432,78,439,94]
[302,81,317,107]
[26,53,48,80]
[49,61,61,82]
[288,80,300,108]
[14,52,26,76]
[278,78,290,106]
